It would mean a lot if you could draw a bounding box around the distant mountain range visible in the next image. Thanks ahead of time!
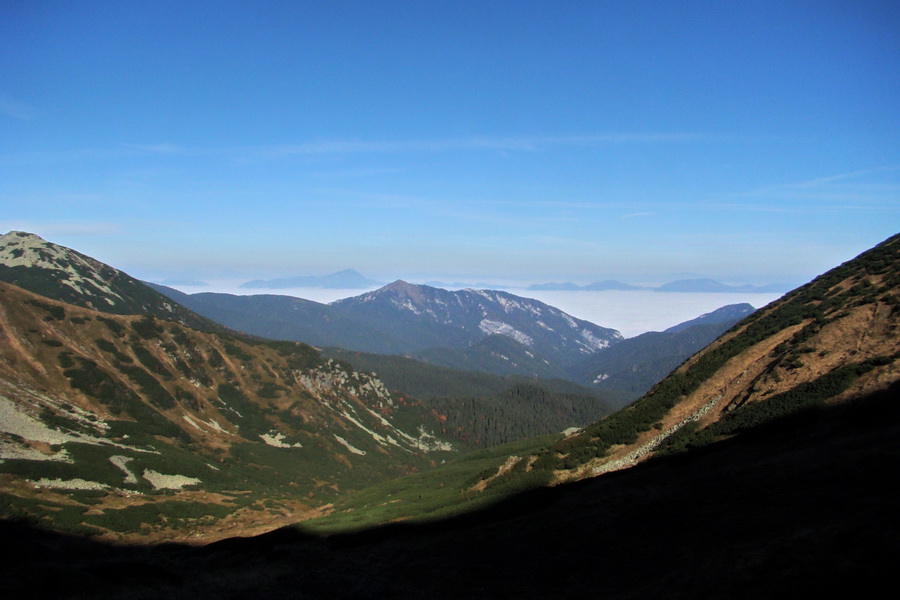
[528,280,644,291]
[654,278,786,293]
[151,279,625,381]
[527,278,786,293]
[150,278,764,402]
[240,268,381,289]
[232,274,786,294]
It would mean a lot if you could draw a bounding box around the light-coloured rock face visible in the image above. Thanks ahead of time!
[479,319,534,347]
[260,431,302,448]
[142,469,202,490]
[31,477,110,491]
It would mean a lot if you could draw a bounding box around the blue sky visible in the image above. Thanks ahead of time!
[2,0,898,286]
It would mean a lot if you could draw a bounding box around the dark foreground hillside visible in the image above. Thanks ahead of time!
[3,383,897,600]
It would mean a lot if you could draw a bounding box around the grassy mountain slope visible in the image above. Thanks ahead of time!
[0,281,454,541]
[523,231,899,481]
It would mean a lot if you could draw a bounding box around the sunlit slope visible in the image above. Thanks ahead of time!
[0,281,454,541]
[523,232,899,482]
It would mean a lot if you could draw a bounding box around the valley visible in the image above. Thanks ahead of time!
[6,4,897,597]
[0,229,897,598]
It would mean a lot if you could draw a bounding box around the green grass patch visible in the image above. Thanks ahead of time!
[306,433,558,534]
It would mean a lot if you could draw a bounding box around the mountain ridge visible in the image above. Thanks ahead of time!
[154,279,625,379]
[0,231,221,333]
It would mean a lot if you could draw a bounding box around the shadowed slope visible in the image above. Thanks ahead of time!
[1,384,897,599]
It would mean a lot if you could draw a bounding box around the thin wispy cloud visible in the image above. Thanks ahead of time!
[0,93,37,120]
[2,133,709,167]
[742,165,900,201]
[787,165,900,188]
[310,167,406,178]
[124,143,189,154]
[254,132,709,157]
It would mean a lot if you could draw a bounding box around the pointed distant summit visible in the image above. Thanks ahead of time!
[338,280,446,314]
[0,230,217,329]
[377,279,429,299]
[381,279,414,291]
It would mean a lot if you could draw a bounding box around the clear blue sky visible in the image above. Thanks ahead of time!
[2,0,898,286]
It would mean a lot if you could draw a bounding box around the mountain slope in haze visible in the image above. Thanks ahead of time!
[331,280,623,361]
[153,279,624,379]
[663,302,755,332]
[569,304,756,402]
[146,284,398,352]
[655,278,784,293]
[0,231,219,332]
